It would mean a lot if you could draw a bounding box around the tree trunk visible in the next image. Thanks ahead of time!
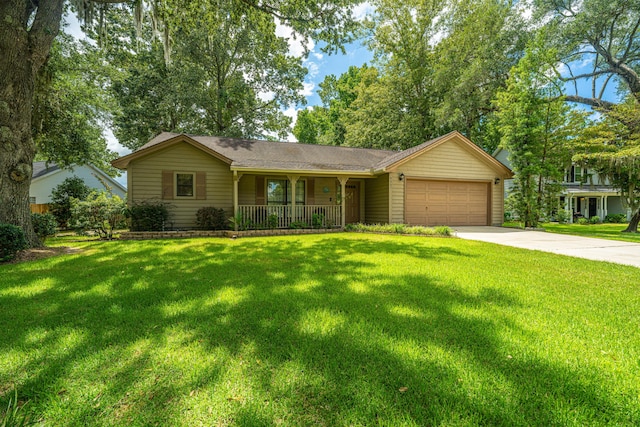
[0,0,64,247]
[623,211,639,233]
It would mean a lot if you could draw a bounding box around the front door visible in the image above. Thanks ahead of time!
[589,198,597,218]
[345,182,360,224]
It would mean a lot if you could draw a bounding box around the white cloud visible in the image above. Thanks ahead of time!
[352,2,375,21]
[258,91,275,102]
[275,20,314,58]
[301,82,315,97]
[305,61,320,79]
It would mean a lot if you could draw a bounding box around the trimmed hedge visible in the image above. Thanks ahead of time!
[0,223,27,262]
[127,201,170,232]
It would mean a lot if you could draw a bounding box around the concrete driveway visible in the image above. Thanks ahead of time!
[453,226,640,268]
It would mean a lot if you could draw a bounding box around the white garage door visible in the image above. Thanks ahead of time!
[405,179,489,226]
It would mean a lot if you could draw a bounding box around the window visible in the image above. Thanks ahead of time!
[175,173,195,197]
[565,165,575,183]
[29,196,36,204]
[267,179,305,205]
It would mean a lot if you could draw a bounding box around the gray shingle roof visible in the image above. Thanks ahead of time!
[32,161,60,179]
[138,132,396,172]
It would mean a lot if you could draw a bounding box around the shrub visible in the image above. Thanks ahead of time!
[229,213,252,231]
[265,213,279,229]
[70,192,126,239]
[0,223,27,262]
[49,176,91,228]
[344,223,452,236]
[31,212,57,241]
[605,213,627,223]
[312,213,325,228]
[289,221,308,229]
[127,201,169,231]
[577,217,589,225]
[589,215,600,224]
[555,209,571,224]
[196,207,227,230]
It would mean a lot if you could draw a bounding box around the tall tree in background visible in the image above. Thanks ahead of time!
[293,64,372,146]
[534,0,640,109]
[0,0,360,247]
[495,40,582,227]
[33,31,118,174]
[302,0,528,151]
[574,98,640,232]
[106,5,306,149]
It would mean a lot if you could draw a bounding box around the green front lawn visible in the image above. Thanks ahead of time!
[542,223,640,243]
[1,234,639,426]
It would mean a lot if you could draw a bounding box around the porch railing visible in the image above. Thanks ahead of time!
[238,205,341,229]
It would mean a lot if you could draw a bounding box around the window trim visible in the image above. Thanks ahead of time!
[174,172,196,199]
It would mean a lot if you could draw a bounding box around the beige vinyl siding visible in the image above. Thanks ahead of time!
[365,174,389,223]
[238,175,256,205]
[389,139,504,225]
[313,177,338,205]
[128,142,233,228]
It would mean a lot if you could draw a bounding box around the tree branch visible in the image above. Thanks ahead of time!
[564,95,615,110]
[28,0,65,75]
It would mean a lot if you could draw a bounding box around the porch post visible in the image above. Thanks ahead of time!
[233,171,240,231]
[569,196,573,223]
[338,176,349,228]
[288,175,299,224]
[604,196,608,219]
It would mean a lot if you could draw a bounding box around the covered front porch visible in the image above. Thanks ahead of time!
[563,187,629,222]
[231,171,366,230]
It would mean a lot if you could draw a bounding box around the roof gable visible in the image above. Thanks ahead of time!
[376,131,512,176]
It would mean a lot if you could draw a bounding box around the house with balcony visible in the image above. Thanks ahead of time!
[494,148,630,222]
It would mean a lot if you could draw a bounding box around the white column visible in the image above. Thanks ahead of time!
[569,196,573,223]
[233,171,239,231]
[338,176,349,228]
[287,175,299,224]
[604,196,608,218]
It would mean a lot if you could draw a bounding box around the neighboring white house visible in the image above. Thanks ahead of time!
[493,148,630,223]
[30,162,127,211]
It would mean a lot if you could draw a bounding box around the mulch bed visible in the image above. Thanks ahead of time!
[2,246,82,265]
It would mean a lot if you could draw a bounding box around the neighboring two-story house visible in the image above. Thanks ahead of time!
[493,148,630,223]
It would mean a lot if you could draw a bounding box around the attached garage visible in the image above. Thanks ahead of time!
[405,179,489,226]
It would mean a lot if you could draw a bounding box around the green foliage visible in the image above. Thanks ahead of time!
[127,201,170,231]
[312,213,325,229]
[589,216,601,224]
[294,65,373,146]
[555,209,571,224]
[196,207,228,230]
[0,389,30,427]
[573,97,640,232]
[103,7,306,149]
[577,217,589,225]
[70,192,126,239]
[534,0,640,107]
[31,213,57,241]
[33,31,118,173]
[289,221,309,229]
[265,213,279,230]
[49,176,91,228]
[0,224,27,262]
[494,34,582,227]
[344,223,452,236]
[229,213,251,231]
[605,214,627,224]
